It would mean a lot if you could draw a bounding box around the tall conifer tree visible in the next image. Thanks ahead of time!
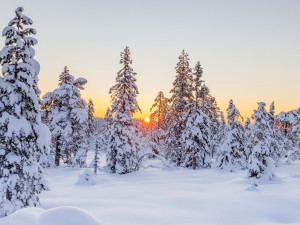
[106,47,141,174]
[217,100,246,171]
[0,7,49,216]
[150,91,168,130]
[248,102,275,185]
[165,50,194,166]
[181,61,211,169]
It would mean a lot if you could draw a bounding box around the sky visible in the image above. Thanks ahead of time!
[0,0,299,119]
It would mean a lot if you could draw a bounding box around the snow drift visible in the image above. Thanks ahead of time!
[1,206,104,225]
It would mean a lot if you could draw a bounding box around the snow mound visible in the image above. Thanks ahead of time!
[77,169,97,185]
[38,206,103,225]
[9,207,45,225]
[2,206,104,225]
[244,186,260,192]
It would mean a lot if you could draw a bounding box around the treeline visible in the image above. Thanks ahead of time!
[0,7,299,217]
[104,48,300,184]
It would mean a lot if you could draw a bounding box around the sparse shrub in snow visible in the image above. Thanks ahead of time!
[78,169,97,185]
[165,50,194,166]
[106,46,141,174]
[248,102,275,185]
[0,7,49,217]
[93,140,101,174]
[217,99,246,171]
[41,67,88,167]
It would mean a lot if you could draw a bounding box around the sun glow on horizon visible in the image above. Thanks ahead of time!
[144,118,150,123]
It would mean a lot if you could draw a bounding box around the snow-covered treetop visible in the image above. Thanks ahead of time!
[87,98,95,118]
[168,50,194,116]
[244,117,251,128]
[193,61,204,109]
[251,102,272,136]
[120,46,132,67]
[42,67,88,129]
[0,7,42,119]
[277,109,300,126]
[151,91,167,110]
[58,66,87,89]
[0,7,41,102]
[220,111,226,124]
[150,91,168,129]
[109,46,141,118]
[194,61,203,88]
[227,99,243,123]
[252,102,267,120]
[269,101,275,116]
[105,107,112,119]
[0,7,37,62]
[150,91,168,115]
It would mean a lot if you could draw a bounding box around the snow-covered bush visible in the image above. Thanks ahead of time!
[78,169,97,185]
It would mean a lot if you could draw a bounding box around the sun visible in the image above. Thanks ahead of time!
[144,118,150,123]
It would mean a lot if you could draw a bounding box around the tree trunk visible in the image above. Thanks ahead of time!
[55,135,61,166]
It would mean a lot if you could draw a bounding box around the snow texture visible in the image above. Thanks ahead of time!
[1,206,103,225]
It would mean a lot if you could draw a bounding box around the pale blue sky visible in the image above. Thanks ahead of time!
[0,0,299,118]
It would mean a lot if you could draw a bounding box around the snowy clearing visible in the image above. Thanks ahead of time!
[3,158,300,225]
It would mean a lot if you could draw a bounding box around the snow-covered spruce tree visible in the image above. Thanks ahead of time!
[165,50,194,166]
[86,98,95,139]
[106,46,141,174]
[244,117,253,160]
[217,100,246,171]
[193,66,220,158]
[93,140,100,174]
[207,96,221,158]
[181,108,211,169]
[0,7,49,216]
[150,91,168,130]
[277,109,300,163]
[181,61,211,169]
[86,98,97,150]
[267,101,281,165]
[42,67,88,167]
[217,111,227,149]
[103,108,113,144]
[248,102,275,185]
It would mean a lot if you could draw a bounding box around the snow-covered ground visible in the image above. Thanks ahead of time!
[2,153,300,225]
